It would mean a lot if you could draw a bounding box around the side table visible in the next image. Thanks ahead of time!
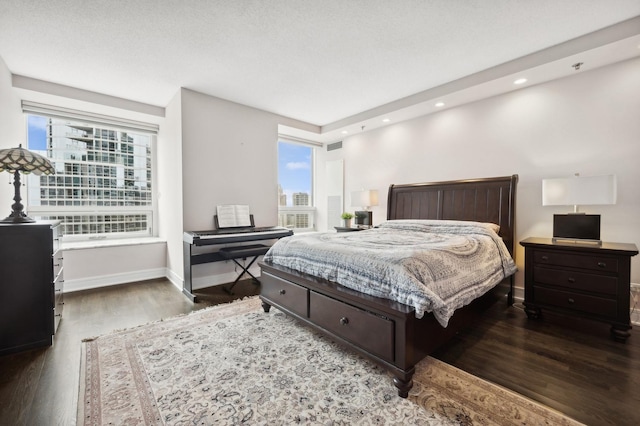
[520,237,638,342]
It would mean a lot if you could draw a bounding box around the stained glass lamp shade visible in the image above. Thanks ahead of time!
[0,145,55,223]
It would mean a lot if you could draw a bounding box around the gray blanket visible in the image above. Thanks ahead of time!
[263,220,517,327]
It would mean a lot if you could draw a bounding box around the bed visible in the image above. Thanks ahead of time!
[259,175,518,397]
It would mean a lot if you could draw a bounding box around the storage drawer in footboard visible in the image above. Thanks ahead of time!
[261,271,309,318]
[309,291,395,363]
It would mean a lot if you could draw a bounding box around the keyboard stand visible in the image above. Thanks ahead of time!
[218,244,271,294]
[182,226,292,302]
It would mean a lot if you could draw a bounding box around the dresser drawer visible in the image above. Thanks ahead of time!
[534,250,618,273]
[533,266,617,296]
[309,291,395,363]
[533,286,617,319]
[53,250,63,279]
[261,272,308,317]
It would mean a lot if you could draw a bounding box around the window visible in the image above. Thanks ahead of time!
[25,113,156,241]
[277,140,315,232]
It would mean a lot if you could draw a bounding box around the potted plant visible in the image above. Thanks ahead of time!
[341,212,354,228]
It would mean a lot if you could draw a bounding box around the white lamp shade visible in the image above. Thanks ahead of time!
[542,175,617,206]
[351,189,379,208]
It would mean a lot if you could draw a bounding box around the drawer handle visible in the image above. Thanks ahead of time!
[567,298,575,304]
[339,317,349,326]
[597,262,606,268]
[279,289,286,295]
[541,255,549,261]
[567,277,576,283]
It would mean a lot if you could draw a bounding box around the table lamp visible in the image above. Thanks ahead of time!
[542,174,616,243]
[0,145,55,223]
[351,189,378,228]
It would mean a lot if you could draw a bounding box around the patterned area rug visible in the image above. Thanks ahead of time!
[79,297,583,425]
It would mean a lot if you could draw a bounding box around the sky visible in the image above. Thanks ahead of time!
[27,115,47,150]
[278,141,312,206]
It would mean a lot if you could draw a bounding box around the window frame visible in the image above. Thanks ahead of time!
[277,138,317,232]
[23,107,158,242]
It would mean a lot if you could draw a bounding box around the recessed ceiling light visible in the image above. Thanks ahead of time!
[341,130,348,135]
[382,118,390,123]
[514,78,527,85]
[435,102,445,107]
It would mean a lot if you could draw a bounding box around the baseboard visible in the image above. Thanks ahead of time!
[512,285,524,303]
[64,268,166,293]
[165,268,183,292]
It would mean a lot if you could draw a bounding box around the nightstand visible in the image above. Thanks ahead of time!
[520,237,638,342]
[334,226,365,232]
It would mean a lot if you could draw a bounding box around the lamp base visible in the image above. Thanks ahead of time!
[552,237,602,246]
[0,212,35,223]
[553,214,600,242]
[2,170,35,223]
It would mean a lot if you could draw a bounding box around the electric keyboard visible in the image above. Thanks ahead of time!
[183,226,293,245]
[182,225,293,302]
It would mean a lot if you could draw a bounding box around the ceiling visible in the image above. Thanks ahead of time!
[1,1,639,142]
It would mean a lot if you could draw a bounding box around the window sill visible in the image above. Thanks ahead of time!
[61,237,166,251]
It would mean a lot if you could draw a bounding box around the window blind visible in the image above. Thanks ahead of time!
[277,133,323,148]
[22,101,159,134]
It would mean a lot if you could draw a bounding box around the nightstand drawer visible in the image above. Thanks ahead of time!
[533,266,618,296]
[534,250,618,273]
[309,291,395,363]
[534,286,617,318]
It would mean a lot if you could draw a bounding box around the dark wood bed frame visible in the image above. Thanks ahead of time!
[259,175,518,397]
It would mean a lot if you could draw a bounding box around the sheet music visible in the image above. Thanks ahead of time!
[216,204,251,228]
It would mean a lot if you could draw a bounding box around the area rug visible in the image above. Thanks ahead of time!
[79,297,583,425]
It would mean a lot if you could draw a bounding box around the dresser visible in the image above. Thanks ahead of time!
[520,237,638,342]
[0,221,64,355]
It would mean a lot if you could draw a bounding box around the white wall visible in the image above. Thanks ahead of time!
[315,143,346,231]
[158,89,185,288]
[63,242,167,292]
[174,88,312,289]
[335,58,640,290]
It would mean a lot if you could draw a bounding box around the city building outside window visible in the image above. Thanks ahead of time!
[277,140,315,232]
[25,113,156,241]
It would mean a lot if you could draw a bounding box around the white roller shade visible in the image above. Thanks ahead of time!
[22,101,159,134]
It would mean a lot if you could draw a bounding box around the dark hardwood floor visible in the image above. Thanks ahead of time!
[1,279,637,425]
[432,301,640,426]
[0,278,260,426]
